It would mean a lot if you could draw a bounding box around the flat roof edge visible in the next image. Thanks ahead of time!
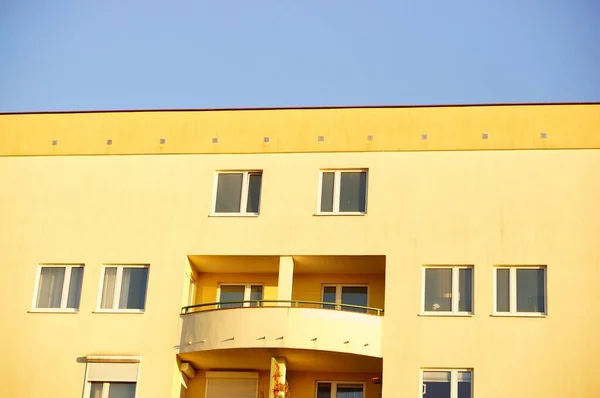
[1,102,598,116]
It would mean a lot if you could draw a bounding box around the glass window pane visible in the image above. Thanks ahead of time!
[246,173,262,213]
[341,286,368,313]
[108,382,136,398]
[249,285,263,307]
[119,267,149,310]
[458,371,472,398]
[339,171,367,212]
[496,269,510,312]
[36,267,65,308]
[219,285,245,308]
[317,383,332,398]
[458,268,473,312]
[66,267,84,309]
[424,268,452,311]
[320,172,335,212]
[322,286,336,309]
[101,267,117,309]
[423,371,451,398]
[89,382,104,398]
[336,384,364,397]
[517,269,545,313]
[215,173,243,213]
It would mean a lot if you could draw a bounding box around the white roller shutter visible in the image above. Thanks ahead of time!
[206,372,258,398]
[87,362,139,382]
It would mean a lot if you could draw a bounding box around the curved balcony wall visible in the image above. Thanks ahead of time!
[180,304,383,358]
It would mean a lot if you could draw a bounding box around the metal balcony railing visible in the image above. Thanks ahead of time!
[181,300,384,316]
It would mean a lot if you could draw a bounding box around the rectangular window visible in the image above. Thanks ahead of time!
[318,170,367,214]
[422,369,472,398]
[494,266,546,315]
[423,266,473,315]
[84,356,140,398]
[322,285,368,313]
[218,284,263,308]
[213,171,262,215]
[316,382,364,398]
[99,265,149,312]
[32,264,84,311]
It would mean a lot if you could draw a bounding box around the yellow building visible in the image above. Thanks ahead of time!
[1,103,599,398]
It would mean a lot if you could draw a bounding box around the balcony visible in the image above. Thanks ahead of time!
[180,300,383,358]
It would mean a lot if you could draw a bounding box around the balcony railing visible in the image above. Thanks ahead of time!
[181,300,384,316]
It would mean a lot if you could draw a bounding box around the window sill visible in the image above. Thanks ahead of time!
[491,313,547,318]
[419,312,473,317]
[314,212,367,217]
[93,310,146,314]
[28,309,79,314]
[209,213,259,218]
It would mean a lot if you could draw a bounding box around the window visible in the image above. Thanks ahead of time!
[89,382,136,398]
[99,265,149,311]
[322,285,368,313]
[213,171,262,215]
[422,369,472,398]
[316,382,364,398]
[422,266,473,315]
[318,170,367,214]
[218,284,263,308]
[84,356,140,398]
[494,266,546,315]
[32,264,84,311]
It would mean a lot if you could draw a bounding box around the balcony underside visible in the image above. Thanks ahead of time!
[179,347,383,373]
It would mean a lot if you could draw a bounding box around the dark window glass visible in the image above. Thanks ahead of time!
[458,268,473,312]
[316,383,331,398]
[337,384,364,397]
[341,286,368,313]
[215,173,243,213]
[322,286,336,310]
[219,285,245,308]
[249,285,263,307]
[517,269,545,313]
[458,371,472,398]
[119,267,148,310]
[423,371,451,398]
[339,171,367,212]
[424,268,452,311]
[320,172,335,212]
[246,173,262,213]
[496,269,510,312]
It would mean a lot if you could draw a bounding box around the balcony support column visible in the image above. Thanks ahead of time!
[269,357,288,398]
[277,256,294,307]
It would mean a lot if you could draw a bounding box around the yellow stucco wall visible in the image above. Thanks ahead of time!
[1,104,599,156]
[1,105,599,397]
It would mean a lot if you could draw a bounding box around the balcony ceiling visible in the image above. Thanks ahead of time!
[178,347,383,372]
[188,255,385,274]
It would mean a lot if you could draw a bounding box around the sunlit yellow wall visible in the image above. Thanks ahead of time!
[1,104,599,156]
[1,105,599,398]
[292,274,385,309]
[194,273,279,304]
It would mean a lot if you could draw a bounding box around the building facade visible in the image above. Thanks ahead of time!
[1,103,599,398]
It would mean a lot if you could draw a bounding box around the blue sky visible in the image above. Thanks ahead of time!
[0,1,598,112]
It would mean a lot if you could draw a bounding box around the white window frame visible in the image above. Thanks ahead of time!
[493,266,547,317]
[96,264,149,313]
[82,355,141,398]
[314,381,366,398]
[420,369,472,398]
[421,266,474,316]
[30,264,84,312]
[321,284,369,311]
[211,170,263,216]
[317,169,368,215]
[216,283,264,308]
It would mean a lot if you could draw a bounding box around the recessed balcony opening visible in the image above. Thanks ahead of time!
[184,255,386,316]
